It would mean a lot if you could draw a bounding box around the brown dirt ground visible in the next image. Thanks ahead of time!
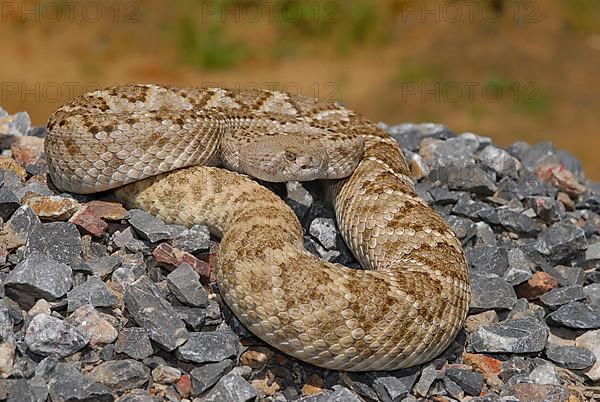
[1,0,599,179]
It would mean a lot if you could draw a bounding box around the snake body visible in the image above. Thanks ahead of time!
[45,84,470,371]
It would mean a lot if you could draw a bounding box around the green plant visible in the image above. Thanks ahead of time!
[395,63,446,84]
[273,0,386,57]
[563,0,600,34]
[177,15,249,69]
[485,73,551,116]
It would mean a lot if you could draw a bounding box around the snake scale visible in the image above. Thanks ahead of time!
[45,84,470,371]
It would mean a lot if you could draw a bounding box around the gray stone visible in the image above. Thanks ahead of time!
[543,265,585,287]
[27,126,47,138]
[445,368,484,396]
[519,169,557,198]
[586,270,600,286]
[86,255,122,278]
[6,205,40,241]
[112,227,147,253]
[25,314,90,358]
[479,145,520,178]
[128,209,184,243]
[461,132,492,146]
[111,267,137,295]
[229,365,252,379]
[13,181,54,201]
[204,300,222,325]
[89,359,150,391]
[121,253,146,274]
[500,382,569,401]
[115,327,153,360]
[539,285,585,307]
[520,142,555,170]
[305,238,340,262]
[528,362,560,385]
[547,302,600,329]
[116,390,160,402]
[557,149,585,180]
[176,330,239,363]
[504,249,534,285]
[124,276,188,351]
[415,182,433,203]
[300,385,363,402]
[171,224,210,253]
[467,246,509,276]
[27,374,48,402]
[0,299,22,325]
[67,276,118,312]
[470,318,549,353]
[0,186,20,221]
[338,373,379,401]
[494,208,541,236]
[429,188,462,205]
[198,372,256,402]
[309,217,338,250]
[475,222,497,245]
[67,305,118,346]
[446,215,477,242]
[6,379,36,402]
[507,298,546,322]
[190,359,233,396]
[0,308,15,380]
[452,195,493,220]
[48,363,112,402]
[388,123,455,152]
[173,305,206,331]
[25,222,83,266]
[413,364,438,397]
[500,356,533,384]
[575,329,600,380]
[151,364,181,385]
[372,368,419,402]
[285,181,314,219]
[495,177,521,201]
[534,222,588,265]
[432,164,497,196]
[579,193,600,215]
[545,343,596,370]
[586,242,600,261]
[0,171,24,194]
[5,252,72,304]
[470,273,517,310]
[7,112,31,135]
[584,283,600,305]
[525,196,565,223]
[443,376,464,399]
[506,140,529,159]
[166,263,208,307]
[428,136,478,169]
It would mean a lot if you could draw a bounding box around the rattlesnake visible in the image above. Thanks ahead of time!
[45,84,470,371]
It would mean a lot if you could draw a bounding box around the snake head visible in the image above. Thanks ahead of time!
[238,136,328,182]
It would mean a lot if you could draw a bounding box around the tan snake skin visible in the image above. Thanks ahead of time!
[45,84,470,371]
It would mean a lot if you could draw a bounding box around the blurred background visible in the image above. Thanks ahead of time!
[1,0,599,179]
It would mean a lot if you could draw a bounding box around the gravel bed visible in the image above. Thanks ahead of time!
[1,107,600,401]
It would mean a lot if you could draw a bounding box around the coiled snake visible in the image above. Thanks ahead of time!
[45,84,469,371]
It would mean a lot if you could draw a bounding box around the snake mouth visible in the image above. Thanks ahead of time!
[238,149,329,182]
[241,164,323,182]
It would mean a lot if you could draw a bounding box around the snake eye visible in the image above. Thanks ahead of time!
[284,151,296,161]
